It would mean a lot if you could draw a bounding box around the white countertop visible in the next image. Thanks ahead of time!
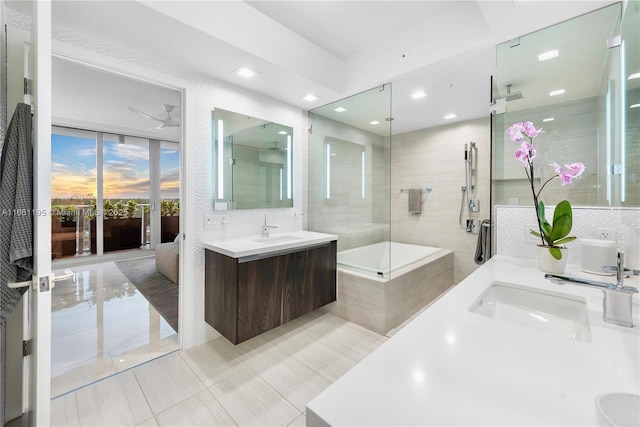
[202,230,337,258]
[306,255,640,426]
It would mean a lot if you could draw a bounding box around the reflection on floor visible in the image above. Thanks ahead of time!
[50,309,388,426]
[51,258,179,398]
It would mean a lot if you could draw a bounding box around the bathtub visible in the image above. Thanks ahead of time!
[337,241,442,279]
[330,241,454,334]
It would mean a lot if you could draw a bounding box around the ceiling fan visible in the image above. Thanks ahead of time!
[128,104,180,128]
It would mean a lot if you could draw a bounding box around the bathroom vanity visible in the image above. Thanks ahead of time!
[203,231,337,344]
[307,255,640,426]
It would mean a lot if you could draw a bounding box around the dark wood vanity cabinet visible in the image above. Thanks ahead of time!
[205,240,337,344]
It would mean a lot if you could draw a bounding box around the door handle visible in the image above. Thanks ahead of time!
[52,269,75,283]
[7,269,74,289]
[7,279,31,289]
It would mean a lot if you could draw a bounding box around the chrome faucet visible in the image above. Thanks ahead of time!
[545,252,639,327]
[262,216,278,237]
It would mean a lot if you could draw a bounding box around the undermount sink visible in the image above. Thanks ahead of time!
[253,235,303,244]
[469,281,592,342]
[595,393,640,426]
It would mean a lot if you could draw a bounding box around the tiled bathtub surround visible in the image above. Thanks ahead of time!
[496,206,640,270]
[330,250,454,334]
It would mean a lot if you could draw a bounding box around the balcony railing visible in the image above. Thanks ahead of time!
[51,202,179,260]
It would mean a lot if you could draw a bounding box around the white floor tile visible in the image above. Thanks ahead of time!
[154,390,236,426]
[287,413,306,427]
[209,365,301,427]
[245,346,331,412]
[134,352,206,414]
[276,330,361,383]
[180,336,248,387]
[50,393,80,426]
[75,371,153,426]
[59,312,387,427]
[136,417,159,427]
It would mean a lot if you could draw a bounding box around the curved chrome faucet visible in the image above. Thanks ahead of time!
[545,252,639,327]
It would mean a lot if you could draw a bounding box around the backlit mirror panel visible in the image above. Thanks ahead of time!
[212,108,293,210]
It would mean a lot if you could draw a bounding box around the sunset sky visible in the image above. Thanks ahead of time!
[51,133,179,200]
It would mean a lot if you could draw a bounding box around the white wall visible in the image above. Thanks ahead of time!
[42,17,306,347]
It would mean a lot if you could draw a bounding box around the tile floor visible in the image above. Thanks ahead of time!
[51,260,179,398]
[50,309,388,426]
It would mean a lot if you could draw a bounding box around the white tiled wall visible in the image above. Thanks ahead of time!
[496,205,640,270]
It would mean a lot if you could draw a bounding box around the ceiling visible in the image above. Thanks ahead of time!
[6,0,620,136]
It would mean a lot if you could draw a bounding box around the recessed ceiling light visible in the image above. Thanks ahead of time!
[334,107,346,112]
[233,66,258,79]
[411,90,428,99]
[303,94,319,102]
[538,50,559,62]
[542,117,555,122]
[369,120,380,125]
[444,113,458,119]
[628,72,640,80]
[278,130,288,135]
[631,103,640,109]
[549,89,565,97]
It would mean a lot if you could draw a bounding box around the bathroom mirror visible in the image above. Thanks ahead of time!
[492,3,639,208]
[212,108,293,210]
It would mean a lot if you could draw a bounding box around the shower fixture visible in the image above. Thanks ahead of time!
[459,142,480,233]
[501,84,523,102]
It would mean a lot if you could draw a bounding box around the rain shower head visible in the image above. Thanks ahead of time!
[500,84,523,102]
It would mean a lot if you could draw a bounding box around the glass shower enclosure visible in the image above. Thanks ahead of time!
[307,84,392,277]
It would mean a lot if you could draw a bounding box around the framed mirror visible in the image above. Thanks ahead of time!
[212,108,293,210]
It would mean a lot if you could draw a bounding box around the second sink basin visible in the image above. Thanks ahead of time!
[469,281,592,342]
[595,393,640,426]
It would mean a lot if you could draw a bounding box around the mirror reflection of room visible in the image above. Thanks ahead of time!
[212,108,293,210]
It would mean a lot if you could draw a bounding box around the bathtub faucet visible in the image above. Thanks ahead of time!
[262,216,278,237]
[545,252,638,327]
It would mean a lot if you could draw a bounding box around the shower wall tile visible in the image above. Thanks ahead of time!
[391,118,491,284]
[496,206,640,272]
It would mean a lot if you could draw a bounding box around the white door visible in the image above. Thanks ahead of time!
[29,1,52,424]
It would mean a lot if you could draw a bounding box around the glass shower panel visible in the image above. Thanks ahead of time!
[621,2,640,207]
[493,3,623,208]
[308,84,392,277]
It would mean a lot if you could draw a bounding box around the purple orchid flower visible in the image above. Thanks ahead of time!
[551,162,585,185]
[515,142,536,166]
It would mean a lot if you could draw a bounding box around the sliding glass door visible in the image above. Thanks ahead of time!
[51,126,179,260]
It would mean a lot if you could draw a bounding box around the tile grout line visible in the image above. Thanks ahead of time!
[242,356,305,420]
